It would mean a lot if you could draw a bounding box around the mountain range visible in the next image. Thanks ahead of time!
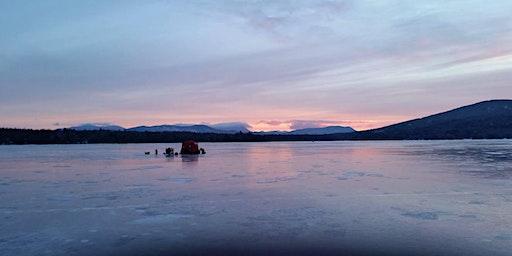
[3,99,512,144]
[69,123,354,135]
[257,126,355,135]
[69,122,251,134]
[63,100,512,140]
[68,123,125,131]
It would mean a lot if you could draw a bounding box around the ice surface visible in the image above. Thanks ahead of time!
[0,141,512,255]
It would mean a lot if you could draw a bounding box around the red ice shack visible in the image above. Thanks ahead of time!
[180,140,200,154]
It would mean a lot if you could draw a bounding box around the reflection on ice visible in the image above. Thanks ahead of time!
[0,141,512,256]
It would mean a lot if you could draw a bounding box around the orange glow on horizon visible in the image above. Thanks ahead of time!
[249,119,396,132]
[3,108,407,132]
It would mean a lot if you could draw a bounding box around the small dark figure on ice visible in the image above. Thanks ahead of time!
[164,147,174,156]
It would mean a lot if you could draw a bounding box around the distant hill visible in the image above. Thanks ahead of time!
[357,100,512,139]
[127,125,229,133]
[69,123,125,131]
[69,123,247,134]
[289,126,355,135]
[256,126,355,135]
[210,122,251,133]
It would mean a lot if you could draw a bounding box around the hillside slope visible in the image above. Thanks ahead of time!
[358,100,512,139]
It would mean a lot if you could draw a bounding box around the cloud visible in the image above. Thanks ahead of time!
[289,120,333,130]
[2,1,512,129]
[206,0,354,43]
[258,120,286,126]
[258,119,362,130]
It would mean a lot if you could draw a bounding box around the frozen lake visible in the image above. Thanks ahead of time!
[1,141,512,256]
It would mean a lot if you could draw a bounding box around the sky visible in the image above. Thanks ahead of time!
[1,0,512,131]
